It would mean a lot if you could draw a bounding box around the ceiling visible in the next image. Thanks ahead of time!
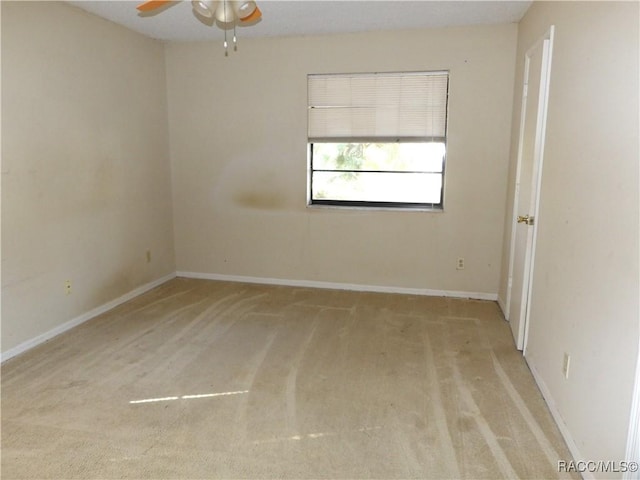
[67,1,532,42]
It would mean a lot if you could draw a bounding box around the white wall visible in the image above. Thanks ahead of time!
[1,2,176,354]
[499,1,639,473]
[165,24,517,295]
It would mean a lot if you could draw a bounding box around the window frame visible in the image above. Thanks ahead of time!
[307,70,450,211]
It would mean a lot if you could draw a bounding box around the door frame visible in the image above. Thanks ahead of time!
[625,345,640,479]
[505,26,555,352]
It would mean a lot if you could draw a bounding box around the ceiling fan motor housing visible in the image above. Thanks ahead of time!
[191,0,258,23]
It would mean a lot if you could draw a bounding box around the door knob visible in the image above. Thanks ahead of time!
[517,215,535,225]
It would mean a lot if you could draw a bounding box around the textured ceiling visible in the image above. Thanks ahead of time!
[67,1,532,42]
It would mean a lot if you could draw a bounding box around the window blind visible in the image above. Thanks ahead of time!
[308,71,449,141]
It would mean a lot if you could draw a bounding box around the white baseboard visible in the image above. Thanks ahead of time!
[176,271,499,301]
[526,357,589,479]
[1,272,176,363]
[497,295,507,318]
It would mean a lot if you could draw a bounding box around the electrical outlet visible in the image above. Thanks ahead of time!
[456,257,465,270]
[563,353,571,379]
[65,280,72,295]
[146,250,152,263]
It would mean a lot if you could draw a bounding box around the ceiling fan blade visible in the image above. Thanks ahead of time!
[239,5,261,23]
[136,0,171,12]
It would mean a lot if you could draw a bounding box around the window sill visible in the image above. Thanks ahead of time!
[306,203,445,213]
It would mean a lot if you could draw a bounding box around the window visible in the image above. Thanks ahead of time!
[307,71,449,209]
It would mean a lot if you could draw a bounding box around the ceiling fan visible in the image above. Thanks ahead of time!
[136,0,262,54]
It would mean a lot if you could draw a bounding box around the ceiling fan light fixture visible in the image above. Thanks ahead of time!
[239,5,261,23]
[232,1,257,20]
[215,1,237,23]
[191,0,218,19]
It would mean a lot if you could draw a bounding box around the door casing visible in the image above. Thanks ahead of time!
[505,26,555,352]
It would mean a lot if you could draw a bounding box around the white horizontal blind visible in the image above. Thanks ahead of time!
[308,71,448,140]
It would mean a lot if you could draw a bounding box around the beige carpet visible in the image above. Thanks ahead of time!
[2,278,576,479]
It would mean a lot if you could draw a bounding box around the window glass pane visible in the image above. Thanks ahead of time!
[313,142,445,173]
[312,171,442,204]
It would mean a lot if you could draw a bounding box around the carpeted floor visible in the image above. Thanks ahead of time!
[2,278,576,479]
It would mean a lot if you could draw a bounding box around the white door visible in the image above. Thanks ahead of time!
[506,27,554,350]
